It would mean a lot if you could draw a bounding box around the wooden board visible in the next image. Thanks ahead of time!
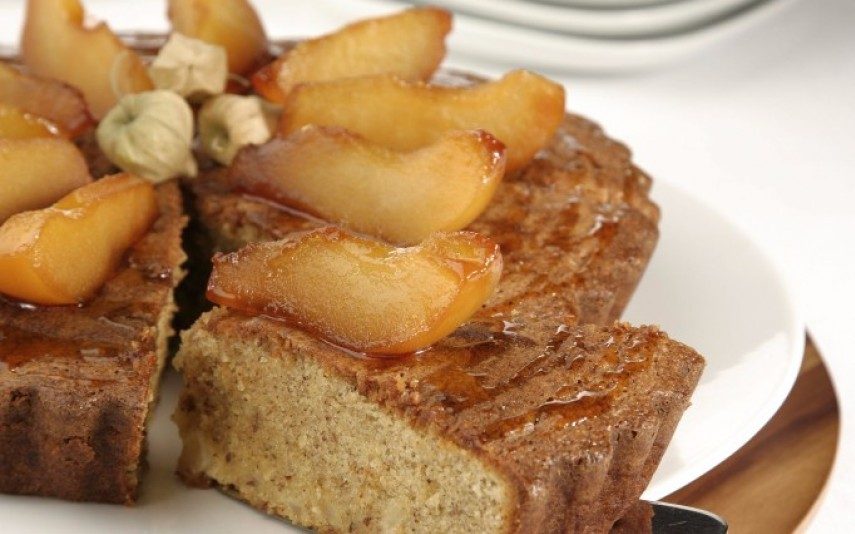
[666,336,839,533]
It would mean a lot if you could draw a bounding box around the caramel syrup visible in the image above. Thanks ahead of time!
[0,188,176,370]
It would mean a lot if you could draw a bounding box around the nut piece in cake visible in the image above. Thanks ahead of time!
[0,138,91,222]
[97,90,198,184]
[148,32,229,98]
[253,7,452,104]
[168,0,267,75]
[198,94,275,166]
[20,0,153,119]
[279,70,565,173]
[207,228,503,354]
[230,126,505,245]
[0,173,157,305]
[0,61,93,138]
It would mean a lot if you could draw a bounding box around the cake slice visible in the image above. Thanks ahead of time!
[174,307,702,533]
[0,181,186,503]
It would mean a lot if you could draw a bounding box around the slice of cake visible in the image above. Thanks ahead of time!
[174,308,702,533]
[0,181,186,503]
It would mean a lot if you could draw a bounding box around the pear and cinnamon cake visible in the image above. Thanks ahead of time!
[173,6,703,532]
[173,110,702,532]
[174,264,703,533]
[0,181,186,503]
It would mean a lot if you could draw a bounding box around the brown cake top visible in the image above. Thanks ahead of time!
[191,102,701,507]
[0,182,187,381]
[193,110,660,326]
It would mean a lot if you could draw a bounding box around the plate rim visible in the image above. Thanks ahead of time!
[407,0,763,38]
[639,179,806,499]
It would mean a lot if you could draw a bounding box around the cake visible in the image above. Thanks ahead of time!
[174,108,704,531]
[175,311,702,533]
[0,182,186,503]
[1,2,706,529]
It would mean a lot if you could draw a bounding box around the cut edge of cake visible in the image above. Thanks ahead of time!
[0,182,187,503]
[173,308,703,533]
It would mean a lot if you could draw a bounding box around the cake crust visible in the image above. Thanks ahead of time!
[0,182,187,503]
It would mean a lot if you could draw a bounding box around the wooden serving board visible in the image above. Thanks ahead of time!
[666,336,839,533]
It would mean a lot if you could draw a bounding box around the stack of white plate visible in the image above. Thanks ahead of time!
[397,0,797,72]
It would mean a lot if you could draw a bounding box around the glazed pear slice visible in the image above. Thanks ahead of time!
[279,70,565,173]
[253,7,451,104]
[0,103,59,139]
[230,126,505,245]
[0,138,91,222]
[21,0,153,118]
[207,228,503,355]
[0,62,93,138]
[0,173,157,305]
[168,0,268,75]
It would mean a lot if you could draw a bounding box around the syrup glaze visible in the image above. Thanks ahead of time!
[413,315,658,443]
[196,73,662,442]
[0,184,183,371]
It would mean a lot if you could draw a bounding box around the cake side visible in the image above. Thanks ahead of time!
[175,315,518,533]
[175,307,703,533]
[0,182,187,503]
[188,112,659,326]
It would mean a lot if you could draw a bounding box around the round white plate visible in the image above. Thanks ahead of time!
[0,182,803,532]
[628,181,804,498]
[434,0,796,72]
[409,0,760,38]
[535,0,673,8]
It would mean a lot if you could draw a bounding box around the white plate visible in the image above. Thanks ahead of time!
[534,0,673,8]
[432,0,797,72]
[0,182,803,532]
[629,181,804,498]
[408,0,760,38]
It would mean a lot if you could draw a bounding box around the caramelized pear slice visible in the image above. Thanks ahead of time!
[207,228,502,355]
[21,0,153,118]
[230,127,505,245]
[0,62,93,137]
[279,70,565,173]
[253,7,451,104]
[0,173,157,305]
[0,103,59,139]
[0,138,91,222]
[168,0,268,75]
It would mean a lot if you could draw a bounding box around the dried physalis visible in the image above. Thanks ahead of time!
[198,94,276,166]
[230,126,505,245]
[207,228,503,355]
[0,174,157,305]
[149,32,228,99]
[97,90,197,183]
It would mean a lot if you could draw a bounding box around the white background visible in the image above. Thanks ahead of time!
[1,0,853,530]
